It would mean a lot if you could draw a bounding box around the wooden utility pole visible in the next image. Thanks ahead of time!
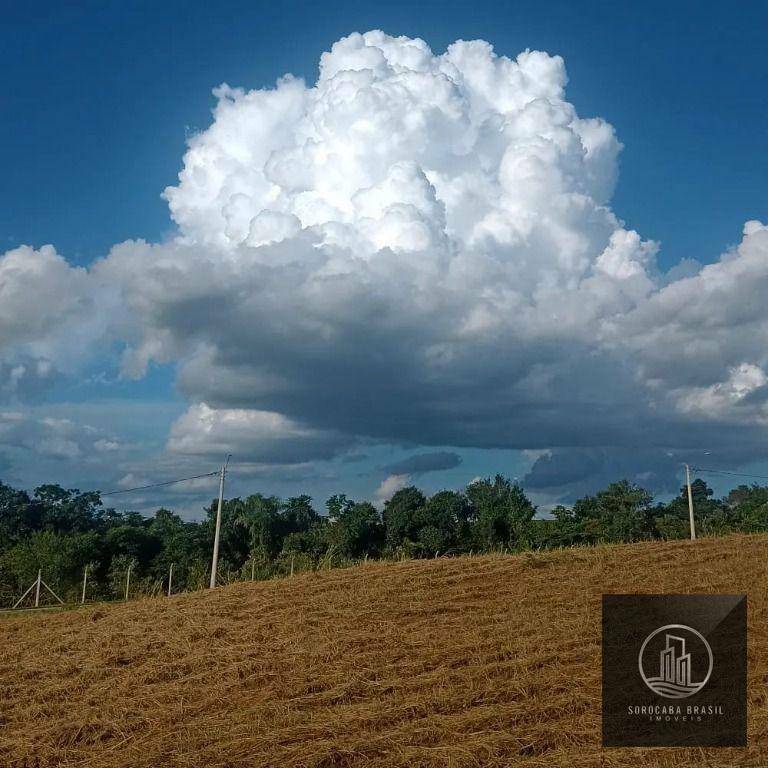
[685,464,696,541]
[209,455,231,589]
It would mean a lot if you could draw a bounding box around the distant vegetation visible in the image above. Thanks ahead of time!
[1,476,768,605]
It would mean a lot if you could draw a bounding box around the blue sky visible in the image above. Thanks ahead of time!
[4,1,765,267]
[1,1,767,515]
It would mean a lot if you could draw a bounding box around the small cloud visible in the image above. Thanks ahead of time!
[374,473,411,507]
[94,439,121,452]
[35,437,80,460]
[117,473,149,489]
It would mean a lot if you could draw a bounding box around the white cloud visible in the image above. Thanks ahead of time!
[676,363,768,422]
[0,245,105,389]
[94,438,121,452]
[117,472,149,489]
[613,220,768,401]
[0,410,115,464]
[167,402,350,463]
[374,473,411,506]
[2,31,768,494]
[0,246,88,347]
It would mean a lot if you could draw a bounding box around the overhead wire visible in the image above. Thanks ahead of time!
[99,471,220,496]
[691,467,768,482]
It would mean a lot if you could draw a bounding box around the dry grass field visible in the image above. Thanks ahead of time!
[1,534,767,767]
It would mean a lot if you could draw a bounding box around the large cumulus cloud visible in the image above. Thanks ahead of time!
[1,31,767,493]
[0,245,113,395]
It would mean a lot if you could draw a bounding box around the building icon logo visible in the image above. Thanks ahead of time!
[638,624,713,698]
[604,595,746,746]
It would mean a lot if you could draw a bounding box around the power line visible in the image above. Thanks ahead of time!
[99,471,219,497]
[691,467,768,482]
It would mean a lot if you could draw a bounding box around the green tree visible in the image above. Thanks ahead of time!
[383,486,426,550]
[104,512,162,567]
[282,495,319,534]
[0,530,99,601]
[233,494,283,562]
[467,475,536,551]
[545,504,584,547]
[572,480,655,543]
[413,490,471,555]
[656,479,727,538]
[326,500,384,558]
[148,508,209,591]
[725,485,768,533]
[33,485,102,534]
[0,483,40,553]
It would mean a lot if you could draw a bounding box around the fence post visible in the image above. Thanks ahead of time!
[81,566,88,604]
[125,563,132,601]
[167,563,174,597]
[290,553,295,577]
[34,569,42,607]
[251,559,255,582]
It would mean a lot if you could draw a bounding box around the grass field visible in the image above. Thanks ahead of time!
[1,534,767,767]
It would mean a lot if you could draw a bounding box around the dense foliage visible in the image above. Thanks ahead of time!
[1,476,767,606]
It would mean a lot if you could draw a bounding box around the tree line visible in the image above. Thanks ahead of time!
[1,475,767,606]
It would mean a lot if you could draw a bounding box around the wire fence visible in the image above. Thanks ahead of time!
[5,463,768,614]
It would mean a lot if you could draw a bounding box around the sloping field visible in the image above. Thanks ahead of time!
[1,535,767,768]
